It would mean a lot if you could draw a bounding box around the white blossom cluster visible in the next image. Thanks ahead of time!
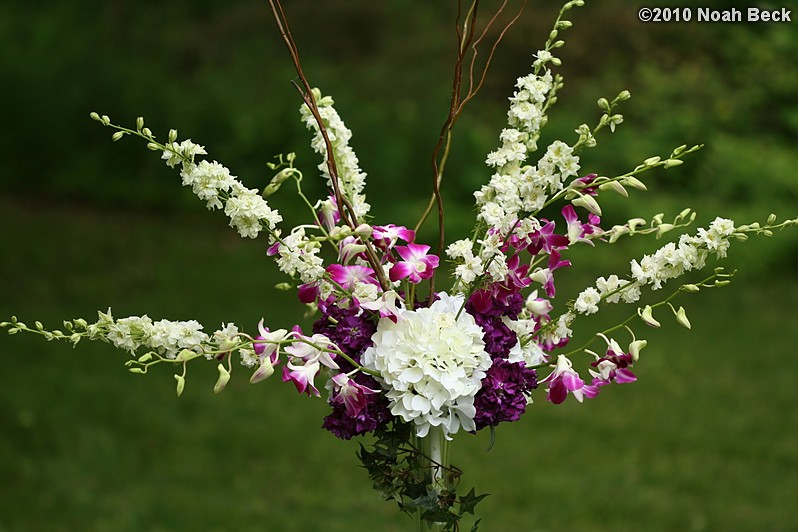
[273,228,325,284]
[162,140,282,239]
[88,309,244,360]
[574,217,736,315]
[475,67,580,233]
[362,293,492,438]
[446,239,484,284]
[300,91,370,220]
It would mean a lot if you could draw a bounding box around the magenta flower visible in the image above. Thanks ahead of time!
[329,373,380,416]
[389,243,440,284]
[567,173,599,196]
[562,205,602,245]
[317,195,341,231]
[326,264,377,290]
[583,338,637,398]
[282,360,321,396]
[372,224,415,251]
[543,355,585,404]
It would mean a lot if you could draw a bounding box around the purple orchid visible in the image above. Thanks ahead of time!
[372,224,415,251]
[329,373,380,417]
[389,243,440,284]
[543,355,586,404]
[562,205,602,245]
[326,264,378,290]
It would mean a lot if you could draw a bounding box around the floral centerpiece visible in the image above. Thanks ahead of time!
[4,1,797,530]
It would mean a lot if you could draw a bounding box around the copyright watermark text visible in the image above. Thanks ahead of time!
[638,7,792,23]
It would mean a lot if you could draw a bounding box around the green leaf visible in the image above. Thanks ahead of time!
[459,487,489,516]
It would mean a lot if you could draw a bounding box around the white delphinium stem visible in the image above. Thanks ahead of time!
[300,88,370,221]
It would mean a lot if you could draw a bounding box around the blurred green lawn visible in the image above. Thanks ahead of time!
[2,0,798,530]
[1,193,797,531]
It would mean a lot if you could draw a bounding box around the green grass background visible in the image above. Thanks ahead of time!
[2,0,797,530]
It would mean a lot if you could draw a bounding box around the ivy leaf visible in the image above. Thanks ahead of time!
[459,487,489,516]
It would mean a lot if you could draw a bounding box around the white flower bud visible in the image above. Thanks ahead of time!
[675,306,691,329]
[250,359,275,384]
[599,180,628,197]
[664,159,683,168]
[111,131,125,142]
[136,116,144,131]
[174,374,185,397]
[168,129,178,143]
[682,284,700,292]
[629,339,647,362]
[767,213,777,225]
[572,194,601,216]
[624,176,647,190]
[214,364,231,394]
[638,305,661,328]
[644,156,661,166]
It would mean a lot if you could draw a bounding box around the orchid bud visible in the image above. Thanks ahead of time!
[275,283,293,291]
[168,129,178,143]
[129,368,145,374]
[664,159,683,168]
[111,131,125,142]
[572,194,601,216]
[675,306,691,329]
[175,349,195,362]
[136,116,144,131]
[214,364,231,394]
[250,359,275,384]
[599,180,628,197]
[624,176,647,191]
[174,374,185,397]
[682,284,700,292]
[644,156,661,166]
[138,353,153,363]
[767,213,777,225]
[354,224,373,238]
[638,305,661,328]
[629,339,647,362]
[656,223,675,238]
[628,218,647,232]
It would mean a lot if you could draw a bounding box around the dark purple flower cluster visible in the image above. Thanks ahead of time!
[466,288,522,359]
[473,359,538,430]
[322,373,391,440]
[467,287,539,430]
[313,298,377,359]
[313,298,390,440]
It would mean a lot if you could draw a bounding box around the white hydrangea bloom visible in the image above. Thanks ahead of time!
[362,293,492,438]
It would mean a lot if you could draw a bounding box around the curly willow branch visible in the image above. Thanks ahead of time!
[266,0,389,291]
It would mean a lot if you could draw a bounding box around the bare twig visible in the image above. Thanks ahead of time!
[417,0,527,296]
[267,0,389,291]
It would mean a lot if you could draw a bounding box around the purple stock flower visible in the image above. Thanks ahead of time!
[322,373,391,440]
[312,300,377,359]
[473,359,538,430]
